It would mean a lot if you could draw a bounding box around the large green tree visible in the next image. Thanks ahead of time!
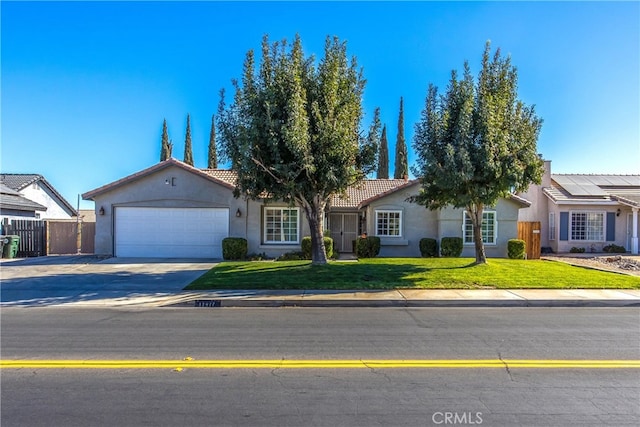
[412,42,543,264]
[207,114,218,169]
[160,119,171,161]
[394,96,408,179]
[217,34,374,264]
[377,124,389,179]
[183,114,194,166]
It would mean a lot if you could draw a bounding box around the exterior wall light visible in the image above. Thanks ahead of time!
[236,208,242,217]
[99,206,105,215]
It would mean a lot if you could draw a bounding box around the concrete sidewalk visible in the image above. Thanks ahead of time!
[53,288,640,308]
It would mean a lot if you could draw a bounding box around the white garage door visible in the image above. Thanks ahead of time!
[115,207,229,258]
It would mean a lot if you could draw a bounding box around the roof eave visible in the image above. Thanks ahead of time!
[610,195,640,208]
[82,158,235,201]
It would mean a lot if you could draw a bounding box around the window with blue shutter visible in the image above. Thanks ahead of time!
[559,212,569,241]
[606,212,616,241]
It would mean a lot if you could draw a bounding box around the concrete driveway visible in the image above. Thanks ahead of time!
[0,256,218,307]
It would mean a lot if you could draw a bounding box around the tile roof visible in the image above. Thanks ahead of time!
[0,173,77,216]
[199,168,417,208]
[0,174,42,191]
[0,189,47,212]
[201,169,238,187]
[331,179,417,209]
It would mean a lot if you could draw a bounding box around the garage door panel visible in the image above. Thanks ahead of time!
[115,207,228,258]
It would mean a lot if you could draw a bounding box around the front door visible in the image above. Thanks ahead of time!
[329,213,358,253]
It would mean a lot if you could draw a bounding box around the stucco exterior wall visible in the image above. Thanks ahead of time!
[91,165,246,256]
[438,199,521,258]
[517,160,551,248]
[20,183,73,219]
[547,203,634,253]
[364,183,439,257]
[244,199,311,258]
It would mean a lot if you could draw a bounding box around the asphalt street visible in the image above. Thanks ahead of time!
[2,307,639,426]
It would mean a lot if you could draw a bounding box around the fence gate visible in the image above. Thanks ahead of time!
[517,221,541,260]
[2,220,47,257]
[47,221,96,255]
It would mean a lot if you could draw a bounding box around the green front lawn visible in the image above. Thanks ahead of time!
[186,258,640,290]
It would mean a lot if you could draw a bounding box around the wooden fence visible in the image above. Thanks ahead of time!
[517,221,541,260]
[47,221,95,255]
[2,220,47,257]
[1,219,95,257]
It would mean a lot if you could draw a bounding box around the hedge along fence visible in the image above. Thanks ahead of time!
[355,236,381,258]
[507,239,526,259]
[222,237,248,260]
[301,236,334,260]
[440,237,463,257]
[419,238,438,258]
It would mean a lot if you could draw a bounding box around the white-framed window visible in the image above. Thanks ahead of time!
[463,211,497,245]
[570,211,604,241]
[549,212,556,240]
[263,207,300,244]
[375,210,402,237]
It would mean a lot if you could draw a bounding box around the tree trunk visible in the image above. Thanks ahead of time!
[468,204,487,265]
[301,196,328,265]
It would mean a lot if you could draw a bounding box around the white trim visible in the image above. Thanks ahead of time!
[374,209,403,238]
[632,208,639,255]
[549,212,556,241]
[463,211,497,245]
[263,207,300,244]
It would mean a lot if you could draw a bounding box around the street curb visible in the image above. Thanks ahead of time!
[164,299,640,308]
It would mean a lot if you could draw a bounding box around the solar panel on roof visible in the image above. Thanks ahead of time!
[552,175,608,196]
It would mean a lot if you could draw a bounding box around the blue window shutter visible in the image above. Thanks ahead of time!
[606,212,616,241]
[559,212,569,241]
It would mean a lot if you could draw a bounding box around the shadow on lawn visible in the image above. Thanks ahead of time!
[188,261,443,290]
[426,261,478,270]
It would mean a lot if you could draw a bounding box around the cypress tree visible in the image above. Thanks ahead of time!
[207,114,218,169]
[377,125,389,179]
[160,119,170,161]
[394,97,408,179]
[183,114,194,166]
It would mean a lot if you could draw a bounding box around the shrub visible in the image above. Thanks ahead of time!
[356,236,381,258]
[276,251,305,261]
[246,252,268,261]
[569,247,586,253]
[603,244,626,254]
[507,239,526,259]
[301,236,334,259]
[440,237,463,257]
[222,237,248,260]
[419,238,438,258]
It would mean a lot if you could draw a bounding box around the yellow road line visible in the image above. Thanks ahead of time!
[1,359,639,369]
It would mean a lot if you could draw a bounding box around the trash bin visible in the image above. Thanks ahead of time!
[2,235,20,259]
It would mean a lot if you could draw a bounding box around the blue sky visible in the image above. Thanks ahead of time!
[2,1,638,209]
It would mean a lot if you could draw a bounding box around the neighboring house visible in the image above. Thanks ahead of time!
[0,174,77,220]
[82,158,529,259]
[0,183,48,223]
[518,161,640,254]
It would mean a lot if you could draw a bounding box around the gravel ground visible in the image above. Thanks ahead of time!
[543,255,640,277]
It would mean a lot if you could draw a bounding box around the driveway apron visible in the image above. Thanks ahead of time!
[0,256,218,307]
